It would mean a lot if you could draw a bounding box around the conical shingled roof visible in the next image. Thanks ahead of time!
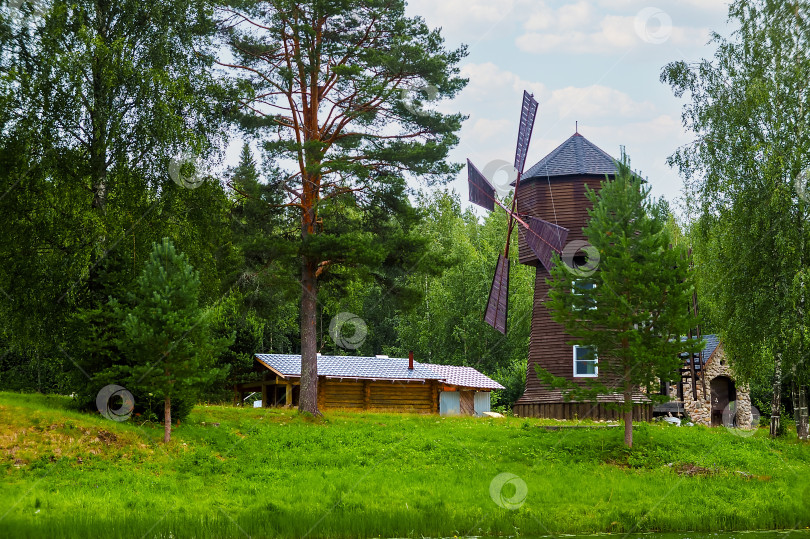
[523,132,618,179]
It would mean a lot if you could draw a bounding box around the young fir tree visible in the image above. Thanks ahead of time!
[541,153,701,447]
[120,239,230,443]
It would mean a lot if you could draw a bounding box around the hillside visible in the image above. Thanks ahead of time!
[1,392,809,538]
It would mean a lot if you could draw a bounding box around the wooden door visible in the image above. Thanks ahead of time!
[460,391,475,415]
[711,376,734,426]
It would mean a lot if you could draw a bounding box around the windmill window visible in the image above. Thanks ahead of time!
[571,280,597,310]
[573,345,598,377]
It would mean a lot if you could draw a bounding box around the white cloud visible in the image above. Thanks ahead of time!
[547,85,656,120]
[516,4,715,55]
[469,118,512,142]
[405,0,521,43]
[460,62,546,102]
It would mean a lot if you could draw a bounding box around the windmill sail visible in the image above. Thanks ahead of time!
[514,91,539,175]
[523,216,569,272]
[467,159,495,211]
[484,254,510,334]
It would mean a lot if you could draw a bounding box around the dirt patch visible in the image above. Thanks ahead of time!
[671,463,714,476]
[96,430,118,445]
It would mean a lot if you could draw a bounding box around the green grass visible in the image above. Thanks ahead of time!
[1,391,810,538]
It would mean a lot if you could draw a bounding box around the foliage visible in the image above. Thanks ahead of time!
[0,0,239,396]
[492,357,527,411]
[661,0,810,437]
[115,239,231,431]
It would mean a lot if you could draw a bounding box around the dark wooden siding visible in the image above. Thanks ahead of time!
[513,402,652,421]
[519,266,582,402]
[516,175,605,266]
[514,174,651,419]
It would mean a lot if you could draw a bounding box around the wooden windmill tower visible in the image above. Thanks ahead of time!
[508,130,647,419]
[469,97,654,419]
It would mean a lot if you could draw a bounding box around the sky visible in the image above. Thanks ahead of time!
[401,0,735,210]
[220,1,736,211]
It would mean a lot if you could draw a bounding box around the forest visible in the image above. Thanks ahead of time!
[0,0,536,421]
[1,0,809,440]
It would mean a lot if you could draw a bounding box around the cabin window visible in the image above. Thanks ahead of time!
[571,280,597,310]
[573,345,598,377]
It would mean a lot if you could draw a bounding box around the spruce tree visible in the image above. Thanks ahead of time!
[120,239,229,443]
[542,153,701,447]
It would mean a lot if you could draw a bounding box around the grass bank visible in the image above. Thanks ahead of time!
[1,391,809,538]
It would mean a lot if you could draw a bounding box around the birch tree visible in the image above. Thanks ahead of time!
[662,0,810,438]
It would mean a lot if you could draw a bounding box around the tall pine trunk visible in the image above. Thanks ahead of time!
[770,352,782,438]
[299,253,319,414]
[164,395,171,443]
[793,383,809,441]
[299,176,320,415]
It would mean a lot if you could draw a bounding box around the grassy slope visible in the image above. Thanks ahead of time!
[1,392,809,539]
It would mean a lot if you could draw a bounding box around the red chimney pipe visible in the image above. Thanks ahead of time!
[408,350,414,370]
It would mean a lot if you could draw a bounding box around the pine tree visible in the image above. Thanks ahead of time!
[542,153,701,447]
[221,0,467,414]
[120,239,230,443]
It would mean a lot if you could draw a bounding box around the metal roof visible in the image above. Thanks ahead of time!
[254,354,503,390]
[422,363,505,390]
[255,354,443,382]
[523,132,618,180]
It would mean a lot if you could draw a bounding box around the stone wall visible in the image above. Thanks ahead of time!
[668,345,752,429]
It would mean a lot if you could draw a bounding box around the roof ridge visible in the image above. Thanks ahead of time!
[522,132,619,180]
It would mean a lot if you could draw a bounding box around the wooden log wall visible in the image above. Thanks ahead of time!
[318,379,438,414]
[321,380,365,410]
[367,382,433,413]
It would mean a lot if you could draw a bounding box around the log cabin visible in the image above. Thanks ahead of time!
[233,353,504,416]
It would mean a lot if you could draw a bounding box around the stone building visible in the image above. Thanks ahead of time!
[658,334,754,428]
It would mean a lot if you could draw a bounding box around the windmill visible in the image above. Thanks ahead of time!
[467,91,569,334]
